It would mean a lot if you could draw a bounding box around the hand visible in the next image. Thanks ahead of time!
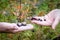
[0,22,18,33]
[31,16,52,26]
[0,22,34,33]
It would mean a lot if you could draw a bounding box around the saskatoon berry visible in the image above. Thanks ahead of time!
[44,19,46,21]
[21,23,26,26]
[38,19,42,21]
[17,23,21,27]
[32,30,35,32]
[31,18,37,20]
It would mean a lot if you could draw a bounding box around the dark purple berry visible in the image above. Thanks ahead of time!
[38,19,42,21]
[21,23,26,26]
[44,19,46,21]
[32,30,34,32]
[31,18,37,20]
[17,23,21,27]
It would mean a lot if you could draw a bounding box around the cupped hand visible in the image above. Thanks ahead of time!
[0,22,34,33]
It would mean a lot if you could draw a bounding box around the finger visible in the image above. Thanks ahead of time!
[10,23,18,30]
[0,22,18,30]
[10,26,18,30]
[18,24,34,31]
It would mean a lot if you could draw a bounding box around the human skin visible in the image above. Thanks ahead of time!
[0,22,34,33]
[31,9,60,29]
